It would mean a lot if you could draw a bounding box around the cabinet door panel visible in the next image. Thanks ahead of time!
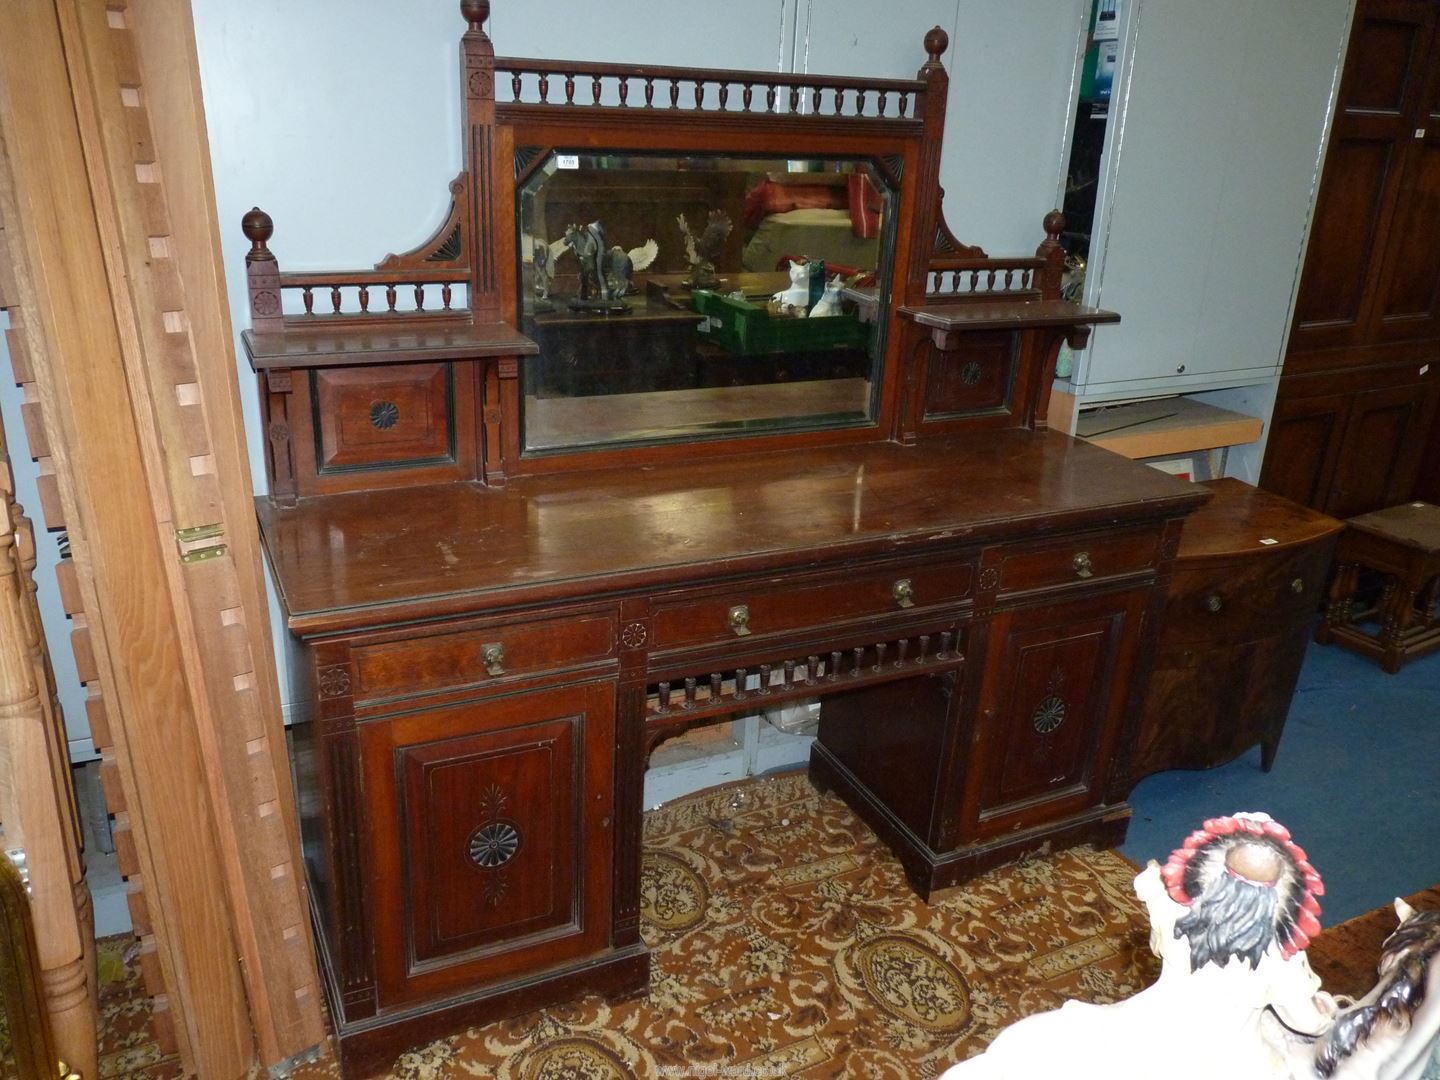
[361,681,615,1007]
[971,590,1144,838]
[1375,41,1440,340]
[1291,1,1439,351]
[1259,390,1351,510]
[1329,381,1440,516]
[1293,139,1400,335]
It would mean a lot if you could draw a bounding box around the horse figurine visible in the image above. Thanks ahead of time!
[561,222,657,310]
[941,812,1440,1080]
[1316,901,1440,1080]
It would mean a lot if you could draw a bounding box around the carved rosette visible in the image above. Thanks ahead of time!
[959,361,983,386]
[251,290,280,316]
[978,567,1000,592]
[621,621,648,649]
[369,401,400,430]
[468,783,520,899]
[468,821,520,867]
[317,665,351,698]
[1032,695,1066,734]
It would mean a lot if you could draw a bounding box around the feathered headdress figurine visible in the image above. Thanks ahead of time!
[677,210,732,290]
[1160,811,1324,971]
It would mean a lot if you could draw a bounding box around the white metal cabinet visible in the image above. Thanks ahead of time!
[1070,0,1353,398]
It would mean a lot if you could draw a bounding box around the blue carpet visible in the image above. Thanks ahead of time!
[1122,636,1440,925]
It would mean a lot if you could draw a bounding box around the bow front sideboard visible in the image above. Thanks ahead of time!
[240,5,1206,1073]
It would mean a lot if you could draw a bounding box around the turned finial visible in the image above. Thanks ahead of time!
[923,26,949,64]
[1043,209,1066,241]
[461,0,489,33]
[242,207,275,263]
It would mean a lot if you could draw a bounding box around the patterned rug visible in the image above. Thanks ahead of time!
[97,771,1428,1078]
[95,935,181,1079]
[188,773,1161,1077]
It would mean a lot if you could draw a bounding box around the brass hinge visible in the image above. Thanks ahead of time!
[175,522,227,564]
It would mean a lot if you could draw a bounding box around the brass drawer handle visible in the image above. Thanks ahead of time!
[1290,578,1305,595]
[1206,593,1224,614]
[481,641,506,676]
[1073,551,1093,579]
[728,604,752,637]
[892,578,915,608]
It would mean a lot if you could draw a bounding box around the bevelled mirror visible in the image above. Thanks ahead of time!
[516,151,898,454]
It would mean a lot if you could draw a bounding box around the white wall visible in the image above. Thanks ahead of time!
[799,0,1088,254]
[190,0,1089,716]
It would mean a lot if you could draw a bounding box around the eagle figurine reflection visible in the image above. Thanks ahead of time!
[677,209,732,290]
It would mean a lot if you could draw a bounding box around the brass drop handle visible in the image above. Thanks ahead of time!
[481,641,506,677]
[728,604,752,637]
[1073,551,1093,579]
[1290,578,1305,595]
[1206,593,1224,614]
[892,578,915,608]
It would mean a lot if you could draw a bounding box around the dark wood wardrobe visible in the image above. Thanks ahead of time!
[1261,0,1440,515]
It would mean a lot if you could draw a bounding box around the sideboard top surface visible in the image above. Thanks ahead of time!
[1178,478,1342,562]
[257,429,1205,634]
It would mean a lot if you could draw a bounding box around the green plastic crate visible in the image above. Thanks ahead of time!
[690,290,868,356]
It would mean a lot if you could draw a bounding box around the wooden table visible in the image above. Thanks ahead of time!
[1318,501,1440,672]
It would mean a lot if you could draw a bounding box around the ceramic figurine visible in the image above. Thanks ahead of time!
[527,234,569,309]
[1315,901,1440,1080]
[941,812,1440,1080]
[808,275,846,318]
[561,222,658,311]
[772,259,811,313]
[677,209,732,290]
[604,238,658,298]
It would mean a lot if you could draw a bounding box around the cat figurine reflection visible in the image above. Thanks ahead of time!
[771,260,811,313]
[808,275,845,318]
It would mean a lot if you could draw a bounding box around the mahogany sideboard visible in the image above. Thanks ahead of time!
[258,431,1201,1075]
[240,4,1206,1074]
[1131,479,1342,782]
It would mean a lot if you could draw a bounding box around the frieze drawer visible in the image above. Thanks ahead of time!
[651,558,975,650]
[1160,541,1333,647]
[996,528,1160,596]
[351,610,617,703]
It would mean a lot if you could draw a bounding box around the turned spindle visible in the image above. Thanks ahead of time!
[758,664,772,694]
[683,677,697,709]
[829,652,842,682]
[656,681,670,714]
[734,668,748,700]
